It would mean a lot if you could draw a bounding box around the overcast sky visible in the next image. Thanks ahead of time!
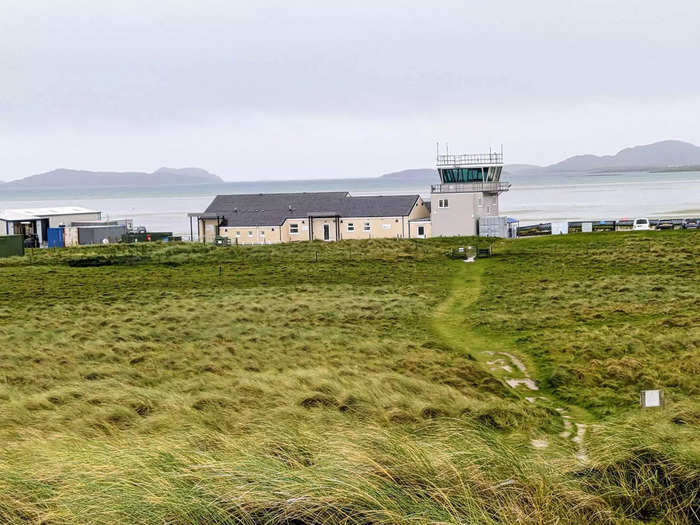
[1,0,699,181]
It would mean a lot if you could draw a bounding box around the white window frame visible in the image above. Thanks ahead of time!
[439,199,449,208]
[347,222,355,232]
[289,223,299,234]
[363,222,371,232]
[418,225,425,236]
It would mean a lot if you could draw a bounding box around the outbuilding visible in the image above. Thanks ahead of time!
[0,207,101,246]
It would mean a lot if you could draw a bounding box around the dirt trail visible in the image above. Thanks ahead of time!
[433,260,589,460]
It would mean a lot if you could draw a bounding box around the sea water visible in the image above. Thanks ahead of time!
[1,171,699,236]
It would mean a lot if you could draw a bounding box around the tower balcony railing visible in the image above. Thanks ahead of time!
[431,181,511,194]
[436,152,503,167]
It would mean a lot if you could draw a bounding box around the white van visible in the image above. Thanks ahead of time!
[633,218,650,231]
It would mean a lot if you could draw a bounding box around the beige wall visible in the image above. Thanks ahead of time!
[64,227,79,247]
[338,198,430,240]
[309,217,338,241]
[338,216,403,239]
[216,217,314,244]
[198,219,221,243]
[409,221,431,238]
[219,225,283,244]
[408,198,431,222]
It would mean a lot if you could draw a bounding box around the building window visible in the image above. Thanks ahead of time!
[235,231,240,237]
[439,199,449,208]
[363,222,371,231]
[347,222,355,232]
[248,231,253,237]
[438,167,488,183]
[290,223,299,234]
[260,230,265,237]
[418,226,425,236]
[382,224,391,229]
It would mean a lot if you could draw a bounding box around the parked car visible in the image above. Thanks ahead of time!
[682,218,699,229]
[656,219,674,230]
[633,218,650,231]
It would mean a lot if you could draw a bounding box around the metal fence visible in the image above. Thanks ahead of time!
[436,152,504,166]
[431,182,511,193]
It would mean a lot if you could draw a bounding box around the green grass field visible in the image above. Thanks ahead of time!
[0,232,698,524]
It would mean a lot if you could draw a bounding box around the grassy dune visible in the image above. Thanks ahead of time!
[0,233,697,524]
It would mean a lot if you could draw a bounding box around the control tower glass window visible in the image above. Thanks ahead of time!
[439,167,488,183]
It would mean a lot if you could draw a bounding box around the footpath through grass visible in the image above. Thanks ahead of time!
[0,233,697,524]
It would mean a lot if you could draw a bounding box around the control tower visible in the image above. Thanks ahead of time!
[430,150,510,237]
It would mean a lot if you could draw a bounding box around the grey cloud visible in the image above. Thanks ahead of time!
[0,0,699,179]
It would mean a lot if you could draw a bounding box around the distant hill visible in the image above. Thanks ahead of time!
[5,167,223,188]
[544,140,700,172]
[379,168,438,180]
[504,164,541,173]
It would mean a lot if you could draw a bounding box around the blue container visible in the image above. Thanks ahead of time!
[47,227,65,248]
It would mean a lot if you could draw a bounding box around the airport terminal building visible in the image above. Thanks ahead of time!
[191,151,511,243]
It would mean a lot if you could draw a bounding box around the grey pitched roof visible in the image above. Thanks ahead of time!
[339,195,420,218]
[203,191,420,227]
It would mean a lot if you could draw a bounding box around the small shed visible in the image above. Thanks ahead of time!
[0,207,101,246]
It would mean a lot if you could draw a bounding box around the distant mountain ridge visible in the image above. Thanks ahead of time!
[377,140,700,180]
[379,168,437,180]
[3,167,223,187]
[544,140,700,172]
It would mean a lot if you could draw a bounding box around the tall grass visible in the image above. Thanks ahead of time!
[0,234,697,523]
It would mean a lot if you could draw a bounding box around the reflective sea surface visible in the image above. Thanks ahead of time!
[1,171,699,236]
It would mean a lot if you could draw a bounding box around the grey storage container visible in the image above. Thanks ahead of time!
[77,225,127,245]
[478,216,508,238]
